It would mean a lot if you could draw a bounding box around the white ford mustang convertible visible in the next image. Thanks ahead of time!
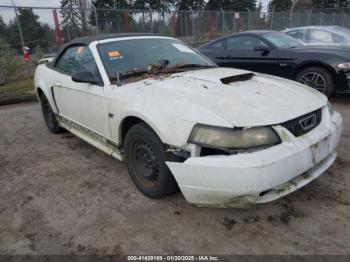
[34,33,343,208]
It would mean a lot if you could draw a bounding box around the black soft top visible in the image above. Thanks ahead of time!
[51,33,162,66]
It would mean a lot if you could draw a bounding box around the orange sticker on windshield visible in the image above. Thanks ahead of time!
[108,51,121,58]
[76,46,84,55]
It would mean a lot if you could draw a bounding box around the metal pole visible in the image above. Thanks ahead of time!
[247,8,251,30]
[270,5,274,30]
[87,0,99,34]
[221,8,224,35]
[190,7,195,41]
[180,11,183,36]
[147,6,153,33]
[308,9,312,25]
[10,0,25,50]
[289,10,293,27]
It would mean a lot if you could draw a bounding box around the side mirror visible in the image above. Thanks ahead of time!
[254,45,270,52]
[72,71,99,85]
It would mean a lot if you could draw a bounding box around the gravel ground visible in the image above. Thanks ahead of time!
[0,101,349,255]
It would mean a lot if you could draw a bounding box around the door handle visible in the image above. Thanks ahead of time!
[55,81,62,87]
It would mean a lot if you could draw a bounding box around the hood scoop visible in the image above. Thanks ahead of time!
[220,73,255,85]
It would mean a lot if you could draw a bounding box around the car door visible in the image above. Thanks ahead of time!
[220,35,281,75]
[51,45,110,138]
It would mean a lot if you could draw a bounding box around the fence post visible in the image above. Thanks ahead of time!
[320,12,323,25]
[221,8,224,35]
[332,12,336,24]
[190,8,195,41]
[270,5,274,29]
[52,9,63,47]
[10,0,25,51]
[289,10,293,27]
[172,12,176,37]
[147,7,153,33]
[208,12,213,39]
[247,8,251,30]
[307,9,312,25]
[343,12,345,26]
[124,11,129,32]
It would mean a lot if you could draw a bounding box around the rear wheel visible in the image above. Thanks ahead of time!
[124,123,178,198]
[40,94,64,134]
[296,66,334,97]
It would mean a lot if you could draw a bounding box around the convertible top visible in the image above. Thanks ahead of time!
[69,33,161,45]
[52,33,162,67]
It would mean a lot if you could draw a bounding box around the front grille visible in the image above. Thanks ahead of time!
[281,108,322,137]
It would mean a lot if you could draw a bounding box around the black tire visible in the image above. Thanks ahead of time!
[124,123,179,198]
[296,66,334,98]
[40,94,64,134]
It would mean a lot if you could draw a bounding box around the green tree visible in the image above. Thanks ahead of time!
[206,0,257,10]
[312,0,349,8]
[175,0,205,10]
[90,0,132,32]
[12,8,46,49]
[60,0,88,40]
[132,0,173,10]
[268,0,292,11]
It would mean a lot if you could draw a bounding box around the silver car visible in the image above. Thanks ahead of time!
[283,26,350,46]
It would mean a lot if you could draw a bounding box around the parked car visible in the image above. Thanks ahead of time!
[198,30,350,97]
[34,33,342,208]
[283,26,350,46]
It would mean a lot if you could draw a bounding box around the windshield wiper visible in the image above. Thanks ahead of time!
[110,69,149,82]
[174,64,217,69]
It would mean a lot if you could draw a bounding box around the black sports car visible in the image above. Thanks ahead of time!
[198,30,350,97]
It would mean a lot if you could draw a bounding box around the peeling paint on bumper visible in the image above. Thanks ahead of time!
[166,108,343,208]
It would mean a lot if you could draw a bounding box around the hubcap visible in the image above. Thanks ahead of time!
[298,72,326,93]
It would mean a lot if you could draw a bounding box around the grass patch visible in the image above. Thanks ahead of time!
[0,78,34,98]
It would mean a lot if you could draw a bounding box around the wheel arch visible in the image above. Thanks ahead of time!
[119,115,164,147]
[295,61,337,83]
[36,87,44,98]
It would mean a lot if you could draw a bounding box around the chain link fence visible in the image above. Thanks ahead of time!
[0,5,350,94]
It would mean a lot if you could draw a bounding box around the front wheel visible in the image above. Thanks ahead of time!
[124,123,178,198]
[296,66,334,98]
[40,94,64,134]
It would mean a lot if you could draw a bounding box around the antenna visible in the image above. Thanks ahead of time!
[117,72,122,86]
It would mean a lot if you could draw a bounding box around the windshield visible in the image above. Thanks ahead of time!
[98,38,216,81]
[263,32,304,48]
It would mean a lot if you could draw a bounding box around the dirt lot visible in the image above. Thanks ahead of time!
[0,100,349,255]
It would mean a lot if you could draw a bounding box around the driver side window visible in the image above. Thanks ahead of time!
[227,36,267,50]
[55,46,99,77]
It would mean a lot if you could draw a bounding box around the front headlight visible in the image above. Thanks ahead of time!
[188,124,281,151]
[337,62,350,69]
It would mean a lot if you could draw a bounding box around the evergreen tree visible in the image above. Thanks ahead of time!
[6,8,46,49]
[312,0,349,8]
[206,0,257,11]
[132,0,173,10]
[175,0,206,10]
[60,0,88,40]
[90,0,131,32]
[268,0,292,11]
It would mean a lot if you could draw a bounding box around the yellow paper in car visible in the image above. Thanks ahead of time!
[108,51,121,60]
[76,46,84,55]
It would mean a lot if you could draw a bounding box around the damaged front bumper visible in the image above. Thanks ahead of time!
[166,107,343,208]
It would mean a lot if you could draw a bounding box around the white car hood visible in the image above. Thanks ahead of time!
[135,67,327,127]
